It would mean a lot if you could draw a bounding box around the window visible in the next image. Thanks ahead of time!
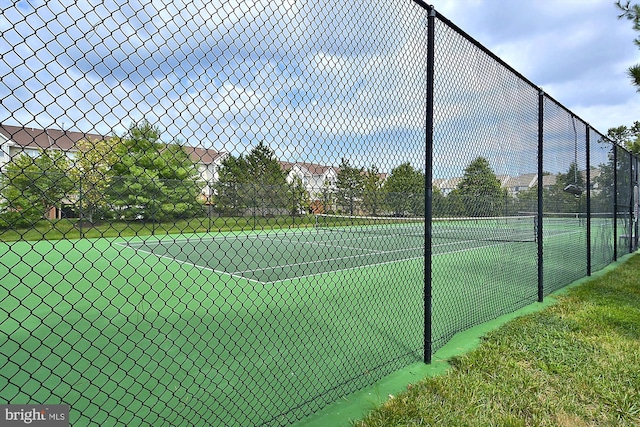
[24,148,40,158]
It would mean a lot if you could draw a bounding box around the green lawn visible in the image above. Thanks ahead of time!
[354,253,640,427]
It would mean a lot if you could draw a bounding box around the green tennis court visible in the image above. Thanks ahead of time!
[123,229,424,283]
[0,215,614,425]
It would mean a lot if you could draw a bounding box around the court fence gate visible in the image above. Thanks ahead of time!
[1,1,638,425]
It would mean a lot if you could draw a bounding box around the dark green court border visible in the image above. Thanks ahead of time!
[294,251,638,427]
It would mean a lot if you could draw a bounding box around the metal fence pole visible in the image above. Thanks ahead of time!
[631,156,639,250]
[614,145,618,261]
[537,90,544,302]
[624,152,634,253]
[586,124,591,276]
[423,4,436,365]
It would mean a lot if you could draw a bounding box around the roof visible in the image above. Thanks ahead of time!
[0,124,225,165]
[0,124,104,151]
[504,173,538,188]
[282,161,337,175]
[183,146,227,165]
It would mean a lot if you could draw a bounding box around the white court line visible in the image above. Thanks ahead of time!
[265,254,426,284]
[119,237,424,285]
[122,244,265,284]
[121,231,411,254]
[118,232,535,286]
[232,246,423,275]
[432,239,534,256]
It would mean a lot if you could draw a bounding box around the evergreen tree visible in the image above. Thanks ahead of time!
[245,142,289,216]
[456,157,506,217]
[335,158,364,215]
[362,165,386,216]
[384,162,424,216]
[106,121,202,221]
[215,154,249,216]
[215,141,288,216]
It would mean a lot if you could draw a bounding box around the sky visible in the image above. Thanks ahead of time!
[433,0,640,133]
[1,0,640,177]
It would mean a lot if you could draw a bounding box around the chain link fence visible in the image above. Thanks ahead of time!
[1,1,638,425]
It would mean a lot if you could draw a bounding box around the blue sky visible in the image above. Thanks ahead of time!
[1,0,638,177]
[435,0,640,131]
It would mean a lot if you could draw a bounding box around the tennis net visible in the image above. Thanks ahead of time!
[315,214,537,243]
[520,212,626,227]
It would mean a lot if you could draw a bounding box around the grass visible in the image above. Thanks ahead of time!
[0,214,316,242]
[354,253,640,427]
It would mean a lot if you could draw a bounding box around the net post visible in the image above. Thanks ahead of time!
[537,89,544,303]
[586,124,591,276]
[423,4,436,365]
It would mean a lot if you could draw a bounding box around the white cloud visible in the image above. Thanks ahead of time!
[4,0,640,177]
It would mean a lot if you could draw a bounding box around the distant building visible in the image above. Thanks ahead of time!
[0,124,226,217]
[282,161,339,213]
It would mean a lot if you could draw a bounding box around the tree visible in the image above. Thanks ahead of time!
[245,142,289,216]
[215,154,248,216]
[441,189,466,217]
[335,158,364,215]
[607,122,640,155]
[456,157,506,217]
[0,150,74,227]
[106,121,202,221]
[316,179,336,214]
[69,136,119,224]
[547,162,586,213]
[431,187,447,217]
[215,141,288,216]
[361,165,386,216]
[288,176,310,216]
[384,162,425,216]
[512,186,539,215]
[617,1,640,90]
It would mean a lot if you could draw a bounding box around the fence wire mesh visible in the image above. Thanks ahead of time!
[541,98,589,296]
[1,1,638,426]
[431,16,539,350]
[590,128,616,273]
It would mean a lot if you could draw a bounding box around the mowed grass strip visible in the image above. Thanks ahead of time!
[355,253,640,427]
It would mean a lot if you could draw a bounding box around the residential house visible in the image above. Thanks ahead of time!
[0,124,226,217]
[503,173,538,196]
[282,161,339,213]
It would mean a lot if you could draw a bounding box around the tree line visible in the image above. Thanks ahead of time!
[0,121,203,228]
[0,121,628,230]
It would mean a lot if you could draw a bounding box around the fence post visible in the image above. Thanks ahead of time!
[629,151,634,253]
[614,145,618,261]
[586,125,591,276]
[537,90,544,302]
[631,155,640,250]
[423,4,436,365]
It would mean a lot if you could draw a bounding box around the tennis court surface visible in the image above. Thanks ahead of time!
[121,226,425,284]
[0,213,621,425]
